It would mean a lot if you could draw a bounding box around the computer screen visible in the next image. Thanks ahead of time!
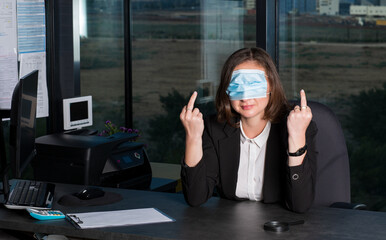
[9,70,39,178]
[63,96,93,130]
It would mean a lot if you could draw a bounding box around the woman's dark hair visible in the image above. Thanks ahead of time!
[216,47,289,125]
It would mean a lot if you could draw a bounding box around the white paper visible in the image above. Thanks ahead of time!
[19,52,49,117]
[17,0,46,54]
[0,0,19,109]
[67,208,175,229]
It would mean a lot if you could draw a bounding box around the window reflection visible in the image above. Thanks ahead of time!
[131,0,256,164]
[78,0,125,131]
[279,0,386,211]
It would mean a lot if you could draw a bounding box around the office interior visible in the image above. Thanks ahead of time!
[0,0,385,219]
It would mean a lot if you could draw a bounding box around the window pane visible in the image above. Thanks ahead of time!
[131,1,256,164]
[279,1,386,211]
[79,0,125,131]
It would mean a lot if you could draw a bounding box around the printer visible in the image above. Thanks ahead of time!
[34,132,152,190]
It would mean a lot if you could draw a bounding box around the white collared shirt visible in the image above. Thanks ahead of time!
[235,120,271,201]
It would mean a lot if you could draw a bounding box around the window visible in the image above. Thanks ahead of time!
[131,0,256,164]
[76,0,125,131]
[279,0,386,211]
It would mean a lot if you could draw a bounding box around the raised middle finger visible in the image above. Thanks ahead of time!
[300,89,307,109]
[186,91,198,111]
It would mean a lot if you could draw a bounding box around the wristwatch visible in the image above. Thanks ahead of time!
[287,144,307,156]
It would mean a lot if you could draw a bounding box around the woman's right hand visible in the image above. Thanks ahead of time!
[180,91,204,139]
[180,91,204,167]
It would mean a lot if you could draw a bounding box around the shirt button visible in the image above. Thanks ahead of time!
[292,174,299,180]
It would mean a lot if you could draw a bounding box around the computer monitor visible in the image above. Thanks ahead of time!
[9,70,39,178]
[63,96,93,130]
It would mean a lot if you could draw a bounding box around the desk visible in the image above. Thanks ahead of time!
[1,182,385,240]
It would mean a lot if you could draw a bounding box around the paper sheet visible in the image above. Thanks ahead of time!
[0,0,18,109]
[19,52,48,117]
[66,208,175,229]
[17,0,46,54]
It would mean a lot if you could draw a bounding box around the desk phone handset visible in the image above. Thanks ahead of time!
[27,208,65,220]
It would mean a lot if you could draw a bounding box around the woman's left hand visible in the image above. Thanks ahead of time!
[287,90,312,161]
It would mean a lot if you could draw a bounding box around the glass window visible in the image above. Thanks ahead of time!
[77,0,125,131]
[131,1,256,164]
[279,0,386,211]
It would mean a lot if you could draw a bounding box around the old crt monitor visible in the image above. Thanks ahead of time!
[63,96,92,130]
[9,70,38,178]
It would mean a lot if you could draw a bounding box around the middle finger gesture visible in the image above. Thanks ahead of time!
[180,91,204,140]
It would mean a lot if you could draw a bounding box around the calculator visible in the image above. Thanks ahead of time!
[27,208,66,220]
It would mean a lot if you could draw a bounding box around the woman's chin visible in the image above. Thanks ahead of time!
[240,111,261,119]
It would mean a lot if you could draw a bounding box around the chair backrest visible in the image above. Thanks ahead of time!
[293,100,351,206]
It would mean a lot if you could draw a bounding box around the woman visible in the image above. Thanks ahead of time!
[179,47,317,213]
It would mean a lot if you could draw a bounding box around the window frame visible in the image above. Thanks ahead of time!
[256,0,278,63]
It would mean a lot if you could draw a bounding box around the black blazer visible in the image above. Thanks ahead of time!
[181,114,318,213]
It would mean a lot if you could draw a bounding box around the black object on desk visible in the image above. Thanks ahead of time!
[34,132,152,189]
[58,190,122,207]
[74,187,105,200]
[264,220,305,232]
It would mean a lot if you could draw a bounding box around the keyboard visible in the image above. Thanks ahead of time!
[4,180,55,210]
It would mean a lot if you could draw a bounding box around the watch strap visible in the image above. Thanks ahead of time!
[287,144,307,156]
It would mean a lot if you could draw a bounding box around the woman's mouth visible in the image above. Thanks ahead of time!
[241,105,253,110]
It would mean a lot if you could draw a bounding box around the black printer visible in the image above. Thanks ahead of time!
[34,132,152,190]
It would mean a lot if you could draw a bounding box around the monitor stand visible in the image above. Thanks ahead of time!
[64,128,98,136]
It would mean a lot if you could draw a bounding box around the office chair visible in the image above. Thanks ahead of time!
[292,100,366,210]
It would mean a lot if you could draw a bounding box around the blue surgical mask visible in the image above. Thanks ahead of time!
[226,69,268,100]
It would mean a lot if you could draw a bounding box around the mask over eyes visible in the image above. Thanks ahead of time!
[226,69,268,100]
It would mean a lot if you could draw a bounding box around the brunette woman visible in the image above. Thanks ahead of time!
[180,47,317,213]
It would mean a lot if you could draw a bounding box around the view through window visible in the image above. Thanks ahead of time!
[278,0,386,212]
[78,0,125,131]
[131,0,256,164]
